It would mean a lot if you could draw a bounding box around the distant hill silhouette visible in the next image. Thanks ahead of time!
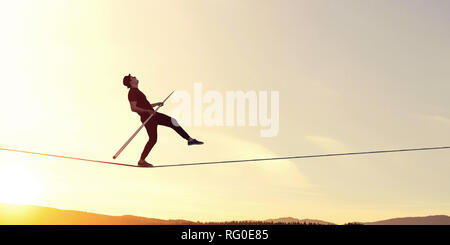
[264,217,334,225]
[0,203,196,225]
[1,203,448,225]
[363,215,450,225]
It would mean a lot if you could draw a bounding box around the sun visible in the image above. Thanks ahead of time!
[0,162,42,205]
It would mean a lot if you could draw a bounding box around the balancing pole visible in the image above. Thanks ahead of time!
[113,91,174,159]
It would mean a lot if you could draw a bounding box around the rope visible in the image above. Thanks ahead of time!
[1,146,449,168]
[0,147,139,168]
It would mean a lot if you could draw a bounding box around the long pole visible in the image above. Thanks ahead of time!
[113,91,174,159]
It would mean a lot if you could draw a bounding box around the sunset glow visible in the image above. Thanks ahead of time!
[0,0,449,225]
[0,162,42,205]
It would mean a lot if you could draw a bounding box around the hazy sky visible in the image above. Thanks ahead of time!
[0,0,449,224]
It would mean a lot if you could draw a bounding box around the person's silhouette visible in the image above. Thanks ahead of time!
[123,74,203,167]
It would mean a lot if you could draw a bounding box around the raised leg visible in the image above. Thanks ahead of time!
[156,113,191,140]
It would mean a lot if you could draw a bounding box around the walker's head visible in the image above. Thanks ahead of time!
[123,74,139,88]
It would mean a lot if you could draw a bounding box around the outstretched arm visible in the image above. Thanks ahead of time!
[151,102,164,107]
[130,101,153,114]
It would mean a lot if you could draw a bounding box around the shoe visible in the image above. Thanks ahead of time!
[138,160,154,168]
[188,138,204,146]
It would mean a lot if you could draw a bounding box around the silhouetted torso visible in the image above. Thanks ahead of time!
[128,88,154,117]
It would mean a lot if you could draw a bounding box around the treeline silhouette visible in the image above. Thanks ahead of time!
[194,221,333,225]
[344,222,364,225]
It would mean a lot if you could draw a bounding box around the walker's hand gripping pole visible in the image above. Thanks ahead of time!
[113,91,174,159]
